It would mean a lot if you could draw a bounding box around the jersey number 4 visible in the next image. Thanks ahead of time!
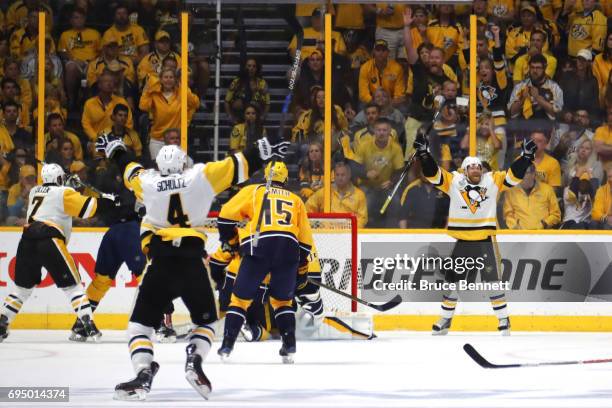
[262,198,293,227]
[167,193,191,227]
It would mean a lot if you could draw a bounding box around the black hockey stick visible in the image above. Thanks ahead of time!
[463,343,612,369]
[308,278,401,312]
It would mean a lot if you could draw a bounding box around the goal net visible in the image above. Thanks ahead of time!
[204,212,361,314]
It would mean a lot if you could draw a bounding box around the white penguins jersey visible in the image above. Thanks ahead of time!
[122,153,249,246]
[426,165,521,241]
[25,185,98,242]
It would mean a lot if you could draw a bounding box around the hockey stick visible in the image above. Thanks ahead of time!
[463,343,612,369]
[308,278,401,312]
[35,158,107,197]
[380,151,416,214]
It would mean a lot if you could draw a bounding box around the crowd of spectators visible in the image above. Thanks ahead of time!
[2,0,612,231]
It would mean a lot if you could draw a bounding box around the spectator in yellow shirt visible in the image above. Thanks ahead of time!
[288,8,346,60]
[513,30,557,83]
[355,117,404,227]
[306,161,368,228]
[6,0,52,33]
[531,129,562,190]
[9,9,55,60]
[6,164,36,226]
[137,30,181,89]
[59,8,101,109]
[139,68,199,159]
[367,3,407,60]
[594,33,612,107]
[298,141,324,201]
[594,106,612,165]
[592,163,612,228]
[503,164,561,229]
[81,72,133,144]
[566,0,607,57]
[505,4,550,64]
[228,103,266,154]
[358,39,406,106]
[99,104,142,159]
[45,113,83,161]
[103,4,149,63]
[292,87,348,145]
[425,5,465,65]
[86,32,136,91]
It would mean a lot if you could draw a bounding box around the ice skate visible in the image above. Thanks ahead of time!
[217,336,236,362]
[0,314,9,342]
[279,332,296,364]
[498,317,511,336]
[113,361,159,401]
[432,317,452,335]
[185,344,212,399]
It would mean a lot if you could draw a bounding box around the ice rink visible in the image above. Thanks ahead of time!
[1,330,612,408]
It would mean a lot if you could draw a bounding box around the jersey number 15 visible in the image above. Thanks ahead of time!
[262,198,293,227]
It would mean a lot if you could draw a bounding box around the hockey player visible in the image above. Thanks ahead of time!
[216,161,314,363]
[413,131,536,335]
[0,163,119,342]
[96,133,288,400]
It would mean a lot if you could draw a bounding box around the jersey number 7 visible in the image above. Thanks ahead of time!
[262,198,293,227]
[28,196,44,223]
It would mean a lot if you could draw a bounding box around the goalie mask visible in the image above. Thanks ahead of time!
[41,163,65,185]
[156,145,187,176]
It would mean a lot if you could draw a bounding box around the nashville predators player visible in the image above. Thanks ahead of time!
[95,132,288,400]
[0,163,119,343]
[216,161,314,363]
[413,130,536,335]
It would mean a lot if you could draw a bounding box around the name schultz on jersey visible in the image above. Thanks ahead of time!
[157,178,187,192]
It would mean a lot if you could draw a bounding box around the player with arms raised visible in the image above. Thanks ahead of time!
[0,163,119,342]
[413,131,536,335]
[216,161,314,363]
[95,133,288,400]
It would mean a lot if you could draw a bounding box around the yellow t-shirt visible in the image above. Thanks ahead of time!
[358,58,405,104]
[426,20,464,62]
[335,4,364,30]
[58,28,101,62]
[103,24,149,59]
[375,3,406,29]
[535,153,562,187]
[594,124,612,164]
[81,94,134,141]
[355,137,404,187]
[567,9,607,56]
[593,53,612,106]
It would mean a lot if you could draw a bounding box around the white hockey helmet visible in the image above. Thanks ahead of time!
[156,144,187,176]
[41,163,65,185]
[461,156,482,172]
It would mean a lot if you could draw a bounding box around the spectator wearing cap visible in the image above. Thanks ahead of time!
[58,7,101,109]
[306,161,368,228]
[82,71,133,144]
[45,113,83,161]
[594,106,612,166]
[513,30,557,84]
[139,67,199,159]
[502,164,561,230]
[508,53,563,122]
[9,9,55,60]
[99,103,142,159]
[103,4,149,64]
[137,30,181,90]
[288,8,346,60]
[364,3,407,60]
[224,57,270,124]
[559,49,599,113]
[505,4,550,66]
[564,0,606,58]
[593,32,612,108]
[86,32,136,91]
[5,164,37,226]
[358,39,406,107]
[592,162,612,229]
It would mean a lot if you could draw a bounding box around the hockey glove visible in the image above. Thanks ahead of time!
[96,134,126,158]
[257,137,291,161]
[521,138,537,161]
[413,130,430,159]
[65,174,83,189]
[101,193,121,207]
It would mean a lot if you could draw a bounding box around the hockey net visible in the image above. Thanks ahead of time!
[204,212,361,313]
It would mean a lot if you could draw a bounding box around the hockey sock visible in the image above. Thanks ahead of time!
[189,325,215,360]
[489,293,509,319]
[273,305,296,338]
[0,286,33,323]
[86,274,113,312]
[224,307,246,342]
[440,291,458,319]
[127,322,154,374]
[62,285,93,320]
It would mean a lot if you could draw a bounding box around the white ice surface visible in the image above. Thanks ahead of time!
[1,330,612,408]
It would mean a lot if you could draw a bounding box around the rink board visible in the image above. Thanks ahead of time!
[1,228,612,331]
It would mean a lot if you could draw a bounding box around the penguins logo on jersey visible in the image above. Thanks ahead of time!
[460,185,488,214]
[571,24,588,40]
[479,84,497,103]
